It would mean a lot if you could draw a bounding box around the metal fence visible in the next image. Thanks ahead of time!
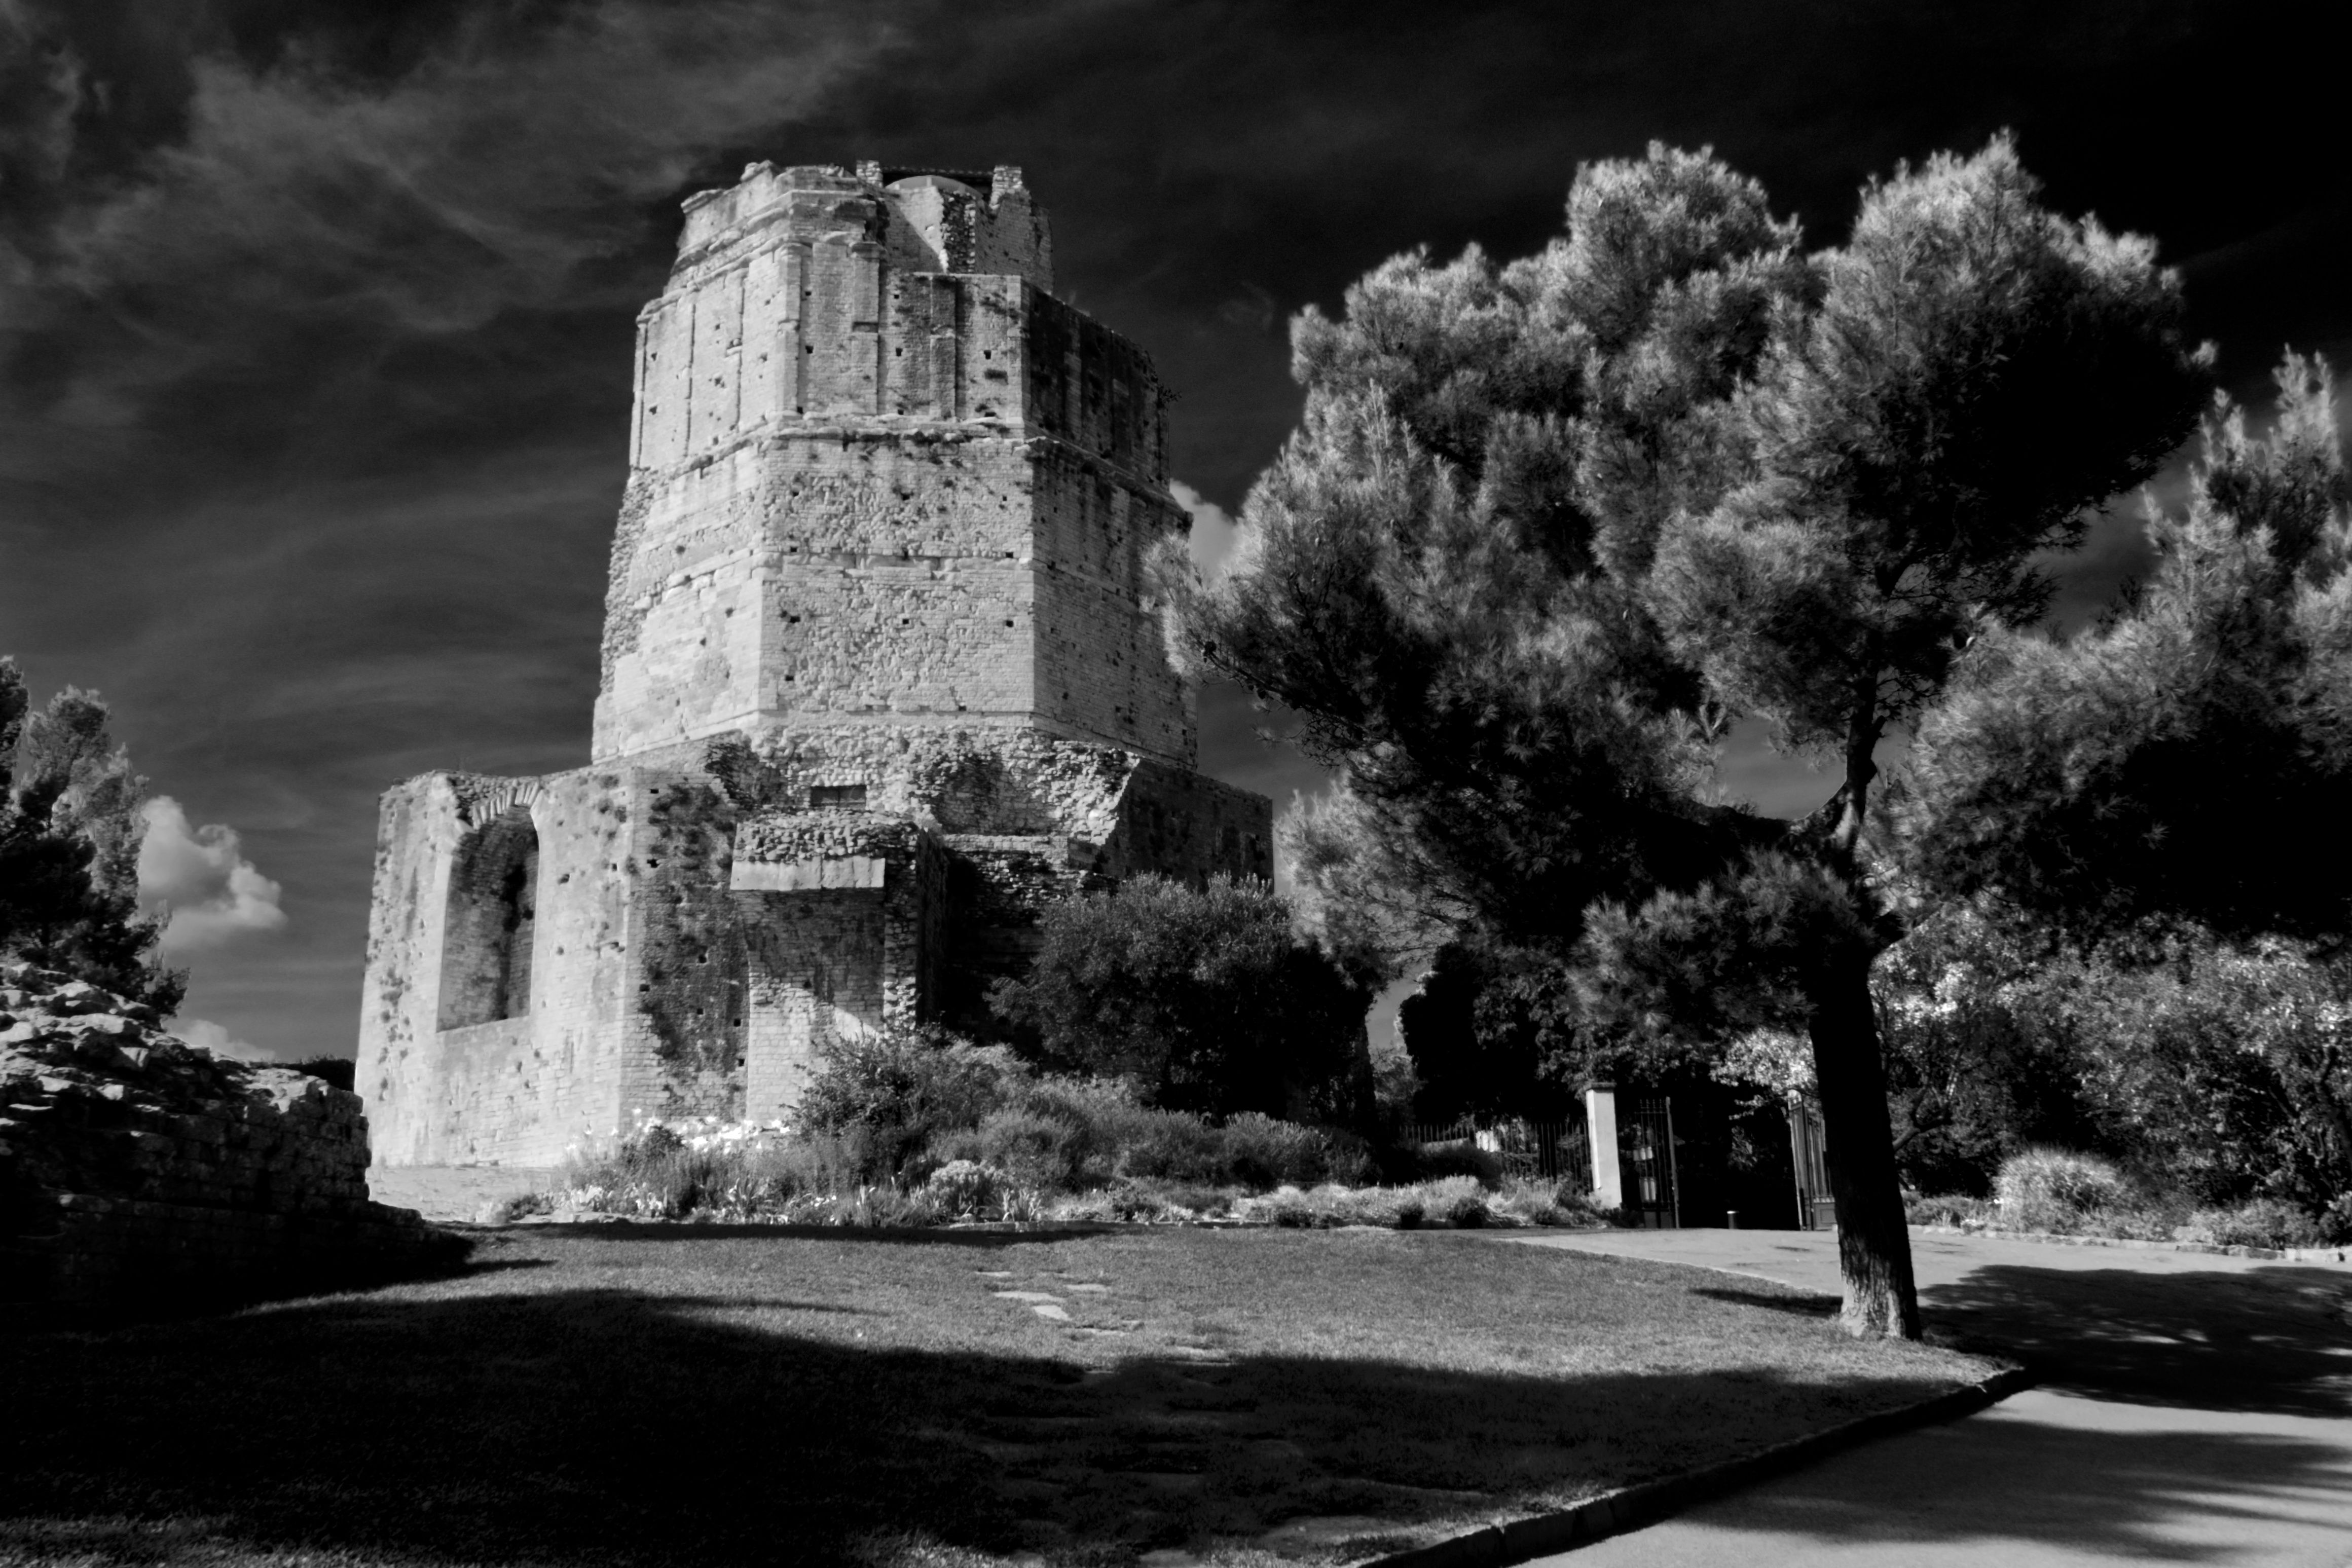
[1411,1115,1593,1185]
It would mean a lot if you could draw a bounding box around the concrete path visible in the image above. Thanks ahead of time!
[1506,1229,2352,1565]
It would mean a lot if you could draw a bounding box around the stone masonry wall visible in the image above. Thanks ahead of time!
[3,964,462,1315]
[729,812,942,1120]
[594,161,1191,770]
[358,768,644,1165]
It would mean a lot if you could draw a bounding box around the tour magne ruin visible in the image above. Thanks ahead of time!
[357,162,1272,1166]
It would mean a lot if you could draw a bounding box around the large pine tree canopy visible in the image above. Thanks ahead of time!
[1168,135,2243,1335]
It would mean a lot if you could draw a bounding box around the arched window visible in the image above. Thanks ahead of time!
[438,805,539,1030]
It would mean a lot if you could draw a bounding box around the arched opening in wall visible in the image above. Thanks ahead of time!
[438,806,539,1031]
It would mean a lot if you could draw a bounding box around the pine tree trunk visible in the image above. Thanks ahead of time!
[1806,954,1923,1339]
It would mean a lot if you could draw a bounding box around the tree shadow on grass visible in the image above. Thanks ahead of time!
[1920,1262,2352,1417]
[517,1220,1119,1247]
[6,1255,2348,1567]
[1691,1285,1841,1319]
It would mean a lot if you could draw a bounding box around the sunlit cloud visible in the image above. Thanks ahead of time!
[139,795,287,953]
[1171,478,1240,581]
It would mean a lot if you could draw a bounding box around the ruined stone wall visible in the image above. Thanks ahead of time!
[616,775,749,1124]
[729,812,941,1120]
[1030,439,1194,766]
[3,966,461,1314]
[1104,760,1275,887]
[357,769,646,1165]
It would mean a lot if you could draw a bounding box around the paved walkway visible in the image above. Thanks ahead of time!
[1508,1229,2352,1565]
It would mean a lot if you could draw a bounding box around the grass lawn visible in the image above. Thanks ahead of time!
[2,1226,1994,1566]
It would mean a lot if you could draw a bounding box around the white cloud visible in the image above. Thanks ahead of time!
[1170,479,1240,582]
[138,796,287,953]
[173,1017,262,1060]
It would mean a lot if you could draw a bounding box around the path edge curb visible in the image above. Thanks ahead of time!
[1352,1365,2036,1567]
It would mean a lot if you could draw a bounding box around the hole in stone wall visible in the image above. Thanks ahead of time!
[810,783,868,810]
[437,805,540,1030]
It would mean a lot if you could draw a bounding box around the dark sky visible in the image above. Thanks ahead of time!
[3,0,2344,1060]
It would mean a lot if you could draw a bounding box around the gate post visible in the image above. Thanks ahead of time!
[1585,1085,1623,1210]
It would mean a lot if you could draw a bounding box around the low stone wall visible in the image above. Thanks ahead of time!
[1,962,466,1317]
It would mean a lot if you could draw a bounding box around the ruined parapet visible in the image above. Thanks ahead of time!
[1,964,463,1316]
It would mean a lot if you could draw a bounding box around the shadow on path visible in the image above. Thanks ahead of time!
[1922,1261,2352,1417]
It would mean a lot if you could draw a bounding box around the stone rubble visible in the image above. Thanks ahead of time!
[0,961,464,1315]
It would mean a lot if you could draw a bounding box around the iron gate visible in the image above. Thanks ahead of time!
[1618,1095,1679,1227]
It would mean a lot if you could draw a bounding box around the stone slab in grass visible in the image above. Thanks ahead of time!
[0,1226,1999,1567]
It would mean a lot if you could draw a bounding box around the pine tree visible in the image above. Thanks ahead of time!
[1898,353,2352,943]
[1172,138,2206,1336]
[0,660,184,1011]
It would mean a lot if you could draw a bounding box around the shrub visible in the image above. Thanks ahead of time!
[561,1124,878,1220]
[923,1160,1004,1220]
[1906,1191,1995,1228]
[961,1108,1086,1191]
[1995,1147,2129,1232]
[2178,1197,2328,1250]
[797,1027,1025,1178]
[1221,1111,1331,1190]
[1421,1175,1490,1228]
[1012,1075,1158,1185]
[1098,1105,1231,1184]
[988,874,1370,1122]
[1490,1178,1614,1228]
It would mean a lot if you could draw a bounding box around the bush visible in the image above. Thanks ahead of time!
[2178,1197,2328,1250]
[1995,1147,2129,1232]
[797,1027,1025,1178]
[1488,1178,1614,1228]
[1097,1105,1232,1184]
[1220,1112,1333,1190]
[1423,1174,1490,1228]
[957,1107,1087,1191]
[560,1124,879,1220]
[988,874,1370,1122]
[1906,1191,1995,1228]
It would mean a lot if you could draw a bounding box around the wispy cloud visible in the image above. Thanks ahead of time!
[5,3,897,454]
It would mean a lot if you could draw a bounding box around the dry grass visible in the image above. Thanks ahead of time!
[2,1226,1994,1566]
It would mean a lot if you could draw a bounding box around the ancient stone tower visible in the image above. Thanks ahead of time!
[356,163,1270,1166]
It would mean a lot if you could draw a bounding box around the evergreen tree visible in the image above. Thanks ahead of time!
[1898,353,2352,942]
[0,659,183,1011]
[1173,139,2204,1336]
